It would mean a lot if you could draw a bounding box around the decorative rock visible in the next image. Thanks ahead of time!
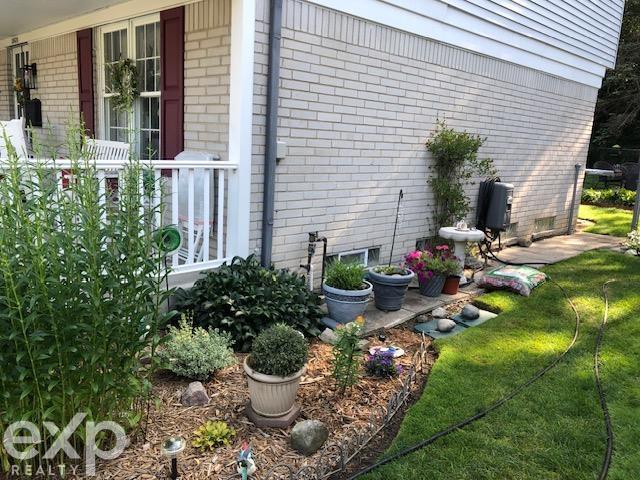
[319,328,338,345]
[290,420,329,456]
[432,307,448,319]
[517,236,533,248]
[180,381,210,407]
[436,318,456,332]
[461,304,480,320]
[357,339,370,351]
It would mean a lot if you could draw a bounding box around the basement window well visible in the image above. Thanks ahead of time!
[327,247,380,266]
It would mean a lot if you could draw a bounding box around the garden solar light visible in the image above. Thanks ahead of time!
[161,436,185,480]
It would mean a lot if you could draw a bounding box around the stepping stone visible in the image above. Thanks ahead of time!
[452,308,497,327]
[414,319,467,339]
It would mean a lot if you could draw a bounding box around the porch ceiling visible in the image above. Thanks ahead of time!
[0,0,130,41]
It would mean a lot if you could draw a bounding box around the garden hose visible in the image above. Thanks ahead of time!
[596,281,615,480]
[343,278,580,479]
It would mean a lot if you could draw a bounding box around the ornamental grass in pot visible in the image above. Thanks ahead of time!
[323,261,372,323]
[367,265,415,311]
[406,245,460,297]
[244,324,308,418]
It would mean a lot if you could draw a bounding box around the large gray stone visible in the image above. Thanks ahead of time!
[319,328,338,345]
[431,307,448,318]
[461,304,480,320]
[436,318,456,332]
[290,420,329,456]
[180,381,209,407]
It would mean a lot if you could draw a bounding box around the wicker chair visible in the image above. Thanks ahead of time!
[621,162,639,191]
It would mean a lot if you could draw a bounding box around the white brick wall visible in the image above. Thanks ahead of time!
[30,33,79,154]
[253,0,597,275]
[0,48,11,121]
[184,0,231,160]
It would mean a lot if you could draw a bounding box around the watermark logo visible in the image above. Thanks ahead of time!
[2,413,126,476]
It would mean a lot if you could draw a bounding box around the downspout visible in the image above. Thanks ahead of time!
[260,0,283,267]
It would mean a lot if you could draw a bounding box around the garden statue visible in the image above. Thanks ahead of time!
[237,442,257,479]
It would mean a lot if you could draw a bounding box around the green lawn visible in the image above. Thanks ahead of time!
[363,251,640,480]
[579,204,633,237]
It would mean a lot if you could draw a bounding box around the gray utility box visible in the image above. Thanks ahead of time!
[486,182,514,231]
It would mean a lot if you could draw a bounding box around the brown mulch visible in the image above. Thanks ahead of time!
[90,327,435,479]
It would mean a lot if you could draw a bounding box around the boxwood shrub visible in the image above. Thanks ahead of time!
[174,255,322,351]
[249,323,308,377]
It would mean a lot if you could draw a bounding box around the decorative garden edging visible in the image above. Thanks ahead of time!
[222,335,429,480]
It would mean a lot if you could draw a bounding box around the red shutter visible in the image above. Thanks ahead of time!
[76,28,95,136]
[160,6,185,160]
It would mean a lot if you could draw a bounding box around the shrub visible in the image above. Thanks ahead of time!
[371,265,408,275]
[0,122,170,470]
[581,187,636,208]
[159,313,235,381]
[364,350,403,379]
[426,121,496,231]
[332,319,363,395]
[192,420,236,451]
[325,260,367,290]
[625,229,640,254]
[249,324,308,377]
[175,255,322,352]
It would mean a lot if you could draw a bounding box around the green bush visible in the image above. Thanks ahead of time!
[581,187,636,208]
[159,314,235,381]
[324,260,367,290]
[249,324,308,377]
[0,122,170,470]
[426,121,496,231]
[192,420,236,451]
[175,255,322,352]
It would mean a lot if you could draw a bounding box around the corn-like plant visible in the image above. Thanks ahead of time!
[0,121,171,472]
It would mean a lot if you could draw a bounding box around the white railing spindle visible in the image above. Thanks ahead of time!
[187,168,195,263]
[202,169,210,262]
[171,170,179,268]
[217,170,225,260]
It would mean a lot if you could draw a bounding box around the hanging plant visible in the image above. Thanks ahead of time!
[111,58,139,113]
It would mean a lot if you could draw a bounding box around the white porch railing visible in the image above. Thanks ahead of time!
[6,158,239,285]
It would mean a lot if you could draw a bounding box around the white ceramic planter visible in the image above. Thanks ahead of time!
[244,357,306,418]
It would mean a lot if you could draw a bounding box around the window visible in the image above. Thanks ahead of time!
[534,216,556,233]
[327,247,381,267]
[97,15,160,159]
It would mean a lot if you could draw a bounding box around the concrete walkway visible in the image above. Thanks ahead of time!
[361,232,622,335]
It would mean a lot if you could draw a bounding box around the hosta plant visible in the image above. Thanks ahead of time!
[174,255,323,351]
[192,420,236,451]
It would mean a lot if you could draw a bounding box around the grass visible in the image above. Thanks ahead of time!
[578,204,633,237]
[363,250,640,479]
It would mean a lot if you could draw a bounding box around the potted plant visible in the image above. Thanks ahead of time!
[441,257,463,295]
[323,261,372,323]
[367,265,415,311]
[405,245,460,297]
[244,324,308,418]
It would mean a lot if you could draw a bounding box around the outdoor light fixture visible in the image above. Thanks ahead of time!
[21,63,37,90]
[161,436,185,480]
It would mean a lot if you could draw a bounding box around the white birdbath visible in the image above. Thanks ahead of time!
[438,226,485,285]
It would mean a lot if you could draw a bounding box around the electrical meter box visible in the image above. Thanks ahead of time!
[485,182,514,231]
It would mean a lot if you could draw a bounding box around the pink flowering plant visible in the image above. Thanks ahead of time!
[405,245,461,283]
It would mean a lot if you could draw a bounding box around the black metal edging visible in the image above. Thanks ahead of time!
[261,0,283,267]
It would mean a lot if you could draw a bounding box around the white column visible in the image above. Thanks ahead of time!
[226,0,256,258]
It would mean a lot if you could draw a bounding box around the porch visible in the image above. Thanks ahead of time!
[0,0,257,287]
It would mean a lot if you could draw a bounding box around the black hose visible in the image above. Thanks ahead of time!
[596,281,615,480]
[344,277,580,480]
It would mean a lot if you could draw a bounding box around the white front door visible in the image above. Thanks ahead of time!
[10,44,30,119]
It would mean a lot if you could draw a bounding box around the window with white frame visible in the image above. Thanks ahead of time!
[97,15,160,159]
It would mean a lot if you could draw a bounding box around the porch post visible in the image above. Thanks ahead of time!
[226,0,256,258]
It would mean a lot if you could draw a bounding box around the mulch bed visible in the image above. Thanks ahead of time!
[91,327,436,479]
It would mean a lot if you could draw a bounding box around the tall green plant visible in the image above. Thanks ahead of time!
[426,121,496,232]
[0,121,170,473]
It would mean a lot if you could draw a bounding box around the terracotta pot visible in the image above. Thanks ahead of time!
[244,357,306,418]
[418,274,446,297]
[442,275,461,295]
